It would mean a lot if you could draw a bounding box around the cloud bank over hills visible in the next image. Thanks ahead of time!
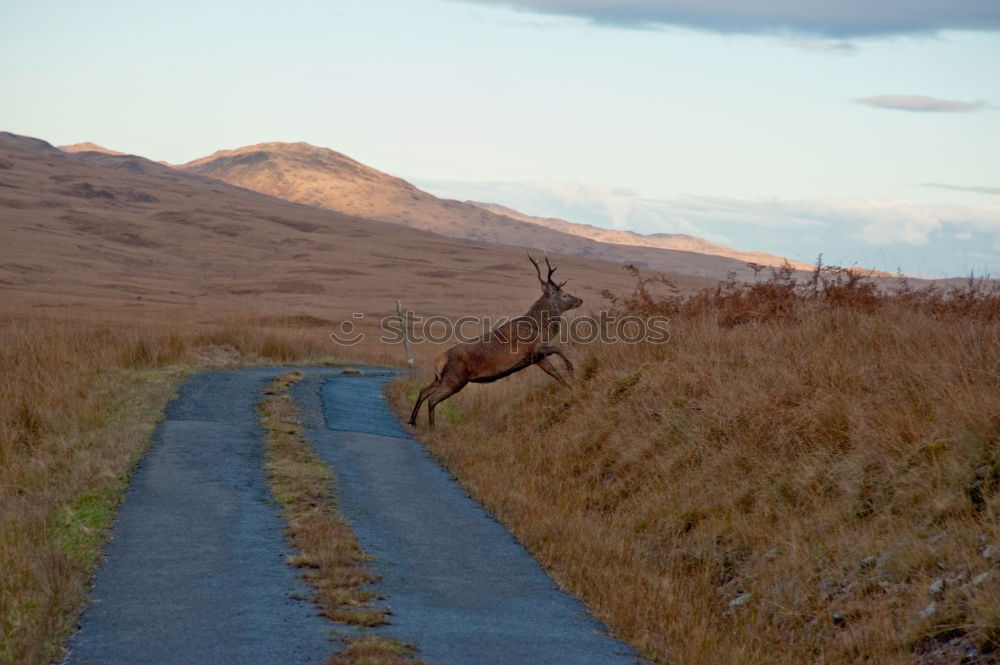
[416,178,1000,276]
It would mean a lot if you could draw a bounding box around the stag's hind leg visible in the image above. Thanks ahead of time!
[426,380,467,429]
[408,381,439,425]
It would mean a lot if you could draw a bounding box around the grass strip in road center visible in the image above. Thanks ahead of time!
[257,371,426,665]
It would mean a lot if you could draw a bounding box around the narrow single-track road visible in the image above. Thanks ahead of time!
[65,368,644,665]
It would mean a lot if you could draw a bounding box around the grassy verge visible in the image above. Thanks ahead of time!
[389,267,1000,665]
[0,314,379,665]
[0,363,184,665]
[258,372,425,664]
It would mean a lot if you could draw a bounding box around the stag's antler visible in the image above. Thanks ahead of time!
[528,253,567,288]
[527,252,545,285]
[544,255,558,284]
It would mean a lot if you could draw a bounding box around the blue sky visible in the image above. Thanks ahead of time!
[1,0,998,276]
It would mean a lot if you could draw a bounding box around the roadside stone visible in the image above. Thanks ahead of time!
[915,631,985,665]
[918,601,937,620]
[928,578,945,598]
[729,592,752,609]
[982,545,998,561]
[973,571,993,586]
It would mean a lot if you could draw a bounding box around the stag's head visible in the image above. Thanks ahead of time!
[528,254,583,314]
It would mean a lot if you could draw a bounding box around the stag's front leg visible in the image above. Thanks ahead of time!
[538,345,573,373]
[535,357,570,388]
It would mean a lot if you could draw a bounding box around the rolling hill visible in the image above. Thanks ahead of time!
[177,142,813,280]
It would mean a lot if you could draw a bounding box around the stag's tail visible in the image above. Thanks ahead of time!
[433,354,448,382]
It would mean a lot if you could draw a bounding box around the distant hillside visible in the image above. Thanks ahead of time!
[3,131,711,322]
[178,142,810,281]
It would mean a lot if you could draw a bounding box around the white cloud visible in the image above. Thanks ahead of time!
[416,178,1000,277]
[423,178,714,236]
[712,196,1000,246]
[420,178,1000,248]
[659,196,1000,246]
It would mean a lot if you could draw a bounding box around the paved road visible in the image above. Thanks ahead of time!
[297,371,642,665]
[65,368,644,665]
[64,368,334,665]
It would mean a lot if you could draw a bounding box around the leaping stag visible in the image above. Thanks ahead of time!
[408,254,582,428]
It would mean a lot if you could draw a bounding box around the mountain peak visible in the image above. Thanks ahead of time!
[185,140,355,163]
[179,141,380,181]
[59,142,124,156]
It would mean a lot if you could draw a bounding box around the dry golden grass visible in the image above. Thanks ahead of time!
[0,312,390,665]
[1,319,183,665]
[390,268,1000,665]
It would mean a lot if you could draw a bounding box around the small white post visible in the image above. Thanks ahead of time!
[395,299,414,366]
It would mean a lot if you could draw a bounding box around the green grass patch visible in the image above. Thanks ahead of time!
[609,370,641,401]
[329,634,427,665]
[53,487,120,568]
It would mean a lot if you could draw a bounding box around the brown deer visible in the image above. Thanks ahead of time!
[408,254,582,428]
